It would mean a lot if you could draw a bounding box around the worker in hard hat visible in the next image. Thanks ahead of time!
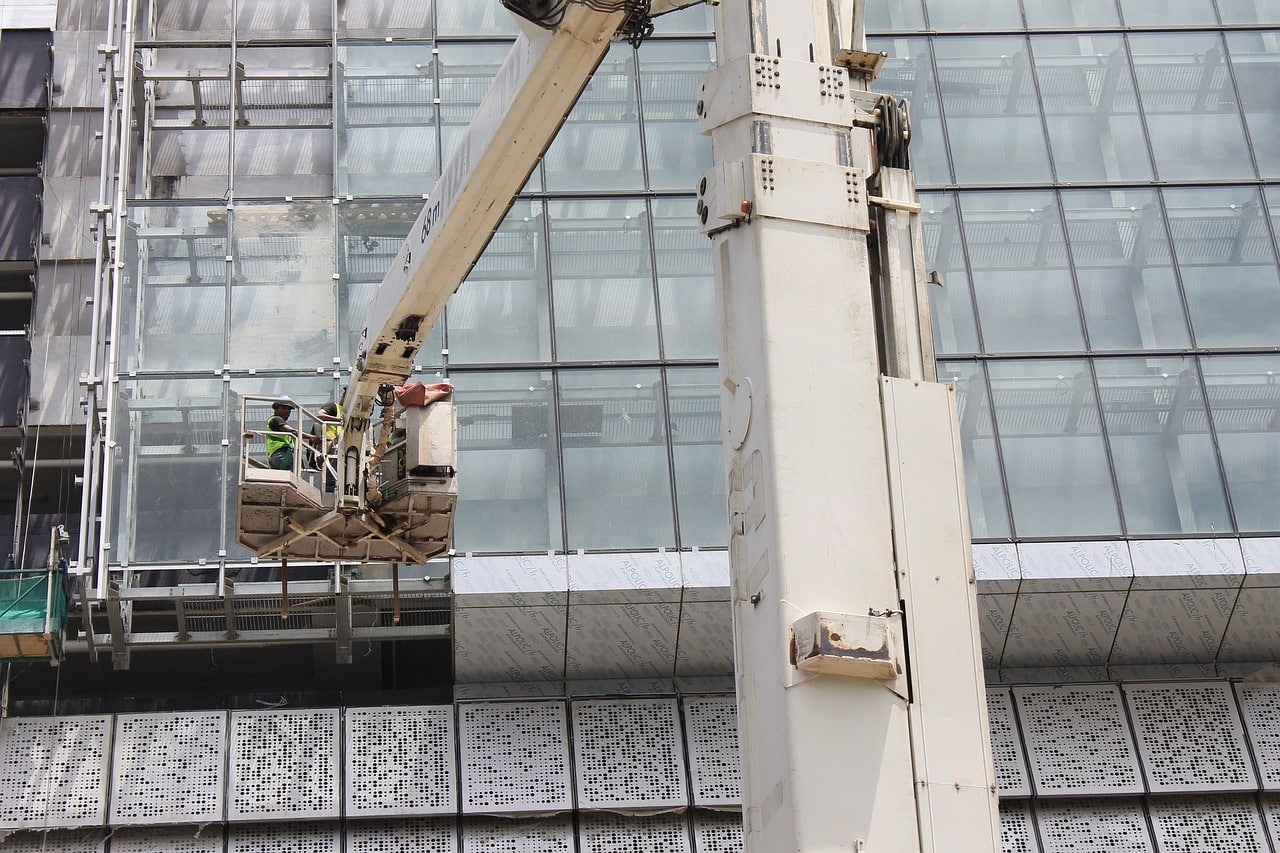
[266,400,310,470]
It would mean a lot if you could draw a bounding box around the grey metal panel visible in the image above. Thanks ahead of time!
[1237,683,1280,791]
[227,709,340,822]
[997,801,1041,853]
[564,602,680,679]
[577,813,692,853]
[41,176,97,261]
[49,31,103,110]
[1124,681,1257,793]
[987,688,1032,798]
[458,701,572,816]
[44,112,101,179]
[345,817,458,853]
[109,711,227,826]
[1032,798,1153,853]
[673,599,734,678]
[28,334,89,427]
[681,695,740,808]
[109,827,223,853]
[227,822,340,852]
[461,815,574,852]
[452,603,568,683]
[571,698,688,812]
[0,715,112,830]
[692,810,744,853]
[0,829,105,852]
[1001,588,1126,668]
[344,706,456,818]
[34,260,92,336]
[1013,684,1144,796]
[0,29,51,109]
[0,177,40,262]
[1147,795,1269,853]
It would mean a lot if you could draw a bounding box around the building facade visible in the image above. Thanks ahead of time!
[0,0,1278,850]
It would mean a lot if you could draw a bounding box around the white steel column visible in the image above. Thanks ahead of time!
[700,1,999,850]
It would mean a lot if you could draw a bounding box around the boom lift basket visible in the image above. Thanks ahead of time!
[0,566,67,661]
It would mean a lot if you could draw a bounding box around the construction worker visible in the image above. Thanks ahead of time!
[266,400,311,470]
[313,402,342,491]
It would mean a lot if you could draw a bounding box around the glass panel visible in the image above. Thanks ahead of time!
[987,359,1121,537]
[959,190,1085,352]
[1060,188,1190,350]
[235,0,331,39]
[1129,32,1255,181]
[866,0,926,31]
[667,367,726,548]
[437,0,518,37]
[1225,32,1280,179]
[1201,354,1280,532]
[1163,186,1280,348]
[110,378,226,566]
[148,48,232,131]
[548,199,658,362]
[933,37,1054,185]
[337,200,444,369]
[544,44,643,192]
[0,177,40,262]
[1095,357,1230,535]
[337,44,441,197]
[1022,0,1120,28]
[0,30,52,109]
[229,202,337,371]
[559,368,676,551]
[448,199,552,364]
[639,40,713,191]
[452,370,564,553]
[120,204,228,373]
[650,4,714,34]
[233,128,332,198]
[438,43,507,164]
[1218,0,1280,22]
[339,0,434,39]
[150,129,229,199]
[153,0,232,41]
[924,0,1022,29]
[1031,35,1153,183]
[236,47,331,128]
[936,360,1011,538]
[870,37,951,188]
[653,197,716,360]
[1118,0,1218,25]
[920,191,978,354]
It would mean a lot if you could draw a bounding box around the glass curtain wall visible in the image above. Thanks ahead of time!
[875,0,1280,542]
[111,0,721,566]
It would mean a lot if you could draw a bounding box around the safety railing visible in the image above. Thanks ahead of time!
[0,565,67,660]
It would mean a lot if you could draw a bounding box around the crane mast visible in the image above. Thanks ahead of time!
[236,0,1000,848]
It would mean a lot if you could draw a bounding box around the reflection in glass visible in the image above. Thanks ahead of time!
[923,0,1021,29]
[1202,355,1280,532]
[548,199,658,361]
[121,204,229,373]
[936,361,1011,539]
[235,0,331,39]
[559,368,676,550]
[1129,32,1255,181]
[147,48,232,130]
[437,0,519,37]
[229,202,336,370]
[1095,357,1230,535]
[1031,35,1153,183]
[149,129,229,199]
[452,371,564,553]
[667,367,726,548]
[1224,32,1280,179]
[337,201,423,366]
[449,200,552,364]
[933,37,1054,185]
[960,191,1085,352]
[1060,189,1190,350]
[152,0,232,40]
[1163,186,1280,348]
[650,3,714,33]
[1218,0,1280,22]
[340,0,434,38]
[866,0,925,31]
[870,38,951,188]
[233,128,332,198]
[653,198,715,360]
[987,360,1121,537]
[639,40,713,191]
[1118,0,1217,25]
[438,43,508,164]
[919,191,978,354]
[337,44,441,197]
[1022,0,1120,28]
[544,44,643,191]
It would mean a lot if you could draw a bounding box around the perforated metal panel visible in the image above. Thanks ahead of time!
[0,830,105,853]
[682,696,741,807]
[571,698,689,811]
[1147,795,1268,853]
[1012,685,1144,796]
[461,815,575,852]
[0,715,112,830]
[1124,681,1257,792]
[578,812,692,853]
[1236,684,1280,791]
[1259,793,1280,844]
[345,817,459,853]
[109,826,224,853]
[691,810,743,852]
[345,706,456,817]
[228,822,341,852]
[227,709,340,821]
[109,711,227,826]
[458,701,572,815]
[986,688,1031,797]
[998,801,1041,853]
[1032,798,1153,853]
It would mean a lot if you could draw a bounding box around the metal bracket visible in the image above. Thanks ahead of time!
[790,611,908,699]
[835,48,887,83]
